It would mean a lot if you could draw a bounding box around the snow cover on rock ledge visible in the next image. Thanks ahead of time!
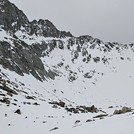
[0,0,134,134]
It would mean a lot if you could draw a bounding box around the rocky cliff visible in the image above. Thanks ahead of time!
[0,0,134,82]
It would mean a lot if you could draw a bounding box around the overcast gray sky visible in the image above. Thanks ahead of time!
[9,0,134,43]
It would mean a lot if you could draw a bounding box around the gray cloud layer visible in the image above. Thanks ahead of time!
[10,0,134,43]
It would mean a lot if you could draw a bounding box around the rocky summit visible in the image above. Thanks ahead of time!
[0,0,73,81]
[0,0,134,134]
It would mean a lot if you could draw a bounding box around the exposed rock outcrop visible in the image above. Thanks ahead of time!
[14,109,21,115]
[0,0,73,37]
[0,0,134,82]
[113,107,132,115]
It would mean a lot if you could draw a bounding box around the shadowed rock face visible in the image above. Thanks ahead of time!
[0,0,29,32]
[0,0,134,82]
[30,19,73,38]
[0,0,73,37]
[0,40,60,81]
[0,0,73,81]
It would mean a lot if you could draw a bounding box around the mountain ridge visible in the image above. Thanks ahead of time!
[0,0,134,82]
[0,0,73,37]
[0,1,134,134]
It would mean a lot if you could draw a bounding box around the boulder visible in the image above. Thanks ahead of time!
[75,120,80,124]
[14,109,21,115]
[93,114,108,118]
[0,97,10,104]
[86,119,92,122]
[122,106,131,113]
[113,106,132,115]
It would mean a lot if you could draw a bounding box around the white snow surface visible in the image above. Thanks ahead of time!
[0,29,134,134]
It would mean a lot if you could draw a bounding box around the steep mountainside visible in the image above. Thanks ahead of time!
[0,0,134,134]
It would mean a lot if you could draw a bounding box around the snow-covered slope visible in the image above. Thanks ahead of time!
[0,0,134,134]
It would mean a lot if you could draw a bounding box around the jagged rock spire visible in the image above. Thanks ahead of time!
[0,0,73,38]
[0,0,29,32]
